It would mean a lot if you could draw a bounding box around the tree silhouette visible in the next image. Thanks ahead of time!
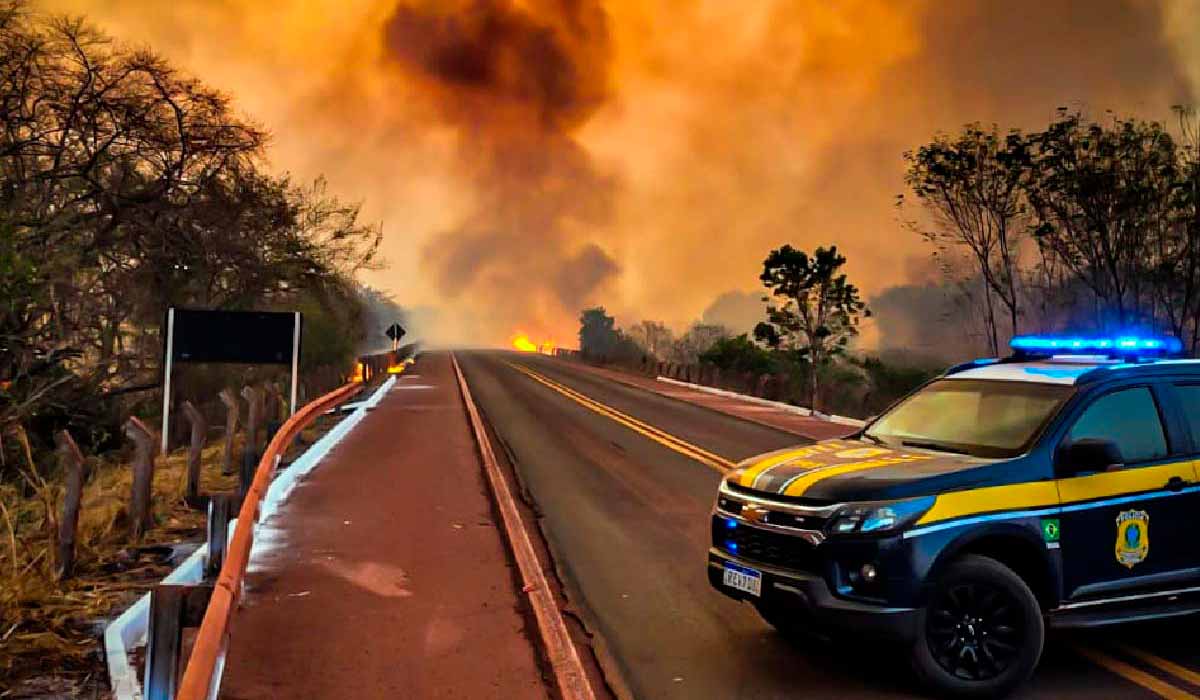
[755,245,868,412]
[578,307,618,360]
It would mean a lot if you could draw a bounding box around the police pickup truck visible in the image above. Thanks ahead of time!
[709,335,1200,698]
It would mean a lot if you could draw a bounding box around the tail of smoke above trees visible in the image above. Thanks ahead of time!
[36,0,1200,346]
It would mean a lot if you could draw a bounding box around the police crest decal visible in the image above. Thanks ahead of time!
[1115,510,1150,569]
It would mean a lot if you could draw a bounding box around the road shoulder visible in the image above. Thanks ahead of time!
[219,353,549,699]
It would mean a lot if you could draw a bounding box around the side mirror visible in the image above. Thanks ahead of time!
[1058,438,1124,476]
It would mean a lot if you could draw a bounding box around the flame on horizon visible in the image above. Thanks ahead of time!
[512,334,539,352]
[513,333,557,354]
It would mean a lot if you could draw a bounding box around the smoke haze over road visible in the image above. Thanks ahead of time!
[37,0,1200,346]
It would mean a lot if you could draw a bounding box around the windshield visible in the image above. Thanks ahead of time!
[864,379,1072,458]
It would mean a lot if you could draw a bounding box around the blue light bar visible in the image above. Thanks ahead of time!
[1010,335,1182,355]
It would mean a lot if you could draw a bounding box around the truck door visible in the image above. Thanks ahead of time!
[1056,384,1199,600]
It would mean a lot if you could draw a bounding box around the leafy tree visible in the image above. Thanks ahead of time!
[0,6,380,465]
[900,124,1030,354]
[755,245,868,412]
[854,356,939,417]
[578,307,618,360]
[700,334,774,375]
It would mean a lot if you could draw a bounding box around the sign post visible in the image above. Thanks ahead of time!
[385,322,406,353]
[161,309,177,455]
[290,312,301,415]
[161,309,303,455]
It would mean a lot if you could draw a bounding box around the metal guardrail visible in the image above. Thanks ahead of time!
[356,343,420,382]
[167,380,364,700]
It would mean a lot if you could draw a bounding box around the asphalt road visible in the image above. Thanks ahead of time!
[458,350,1200,700]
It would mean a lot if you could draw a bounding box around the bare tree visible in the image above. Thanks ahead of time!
[900,124,1029,354]
[1024,111,1179,330]
[669,324,729,365]
[625,320,674,360]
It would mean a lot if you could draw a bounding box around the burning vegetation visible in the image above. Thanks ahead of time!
[512,333,556,354]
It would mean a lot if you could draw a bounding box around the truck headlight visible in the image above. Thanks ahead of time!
[827,496,935,535]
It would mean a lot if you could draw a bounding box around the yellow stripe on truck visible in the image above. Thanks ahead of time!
[916,481,1060,525]
[1056,461,1198,503]
[781,454,930,496]
[916,460,1200,526]
[737,441,852,489]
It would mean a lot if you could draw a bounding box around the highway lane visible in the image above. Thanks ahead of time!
[458,351,1200,699]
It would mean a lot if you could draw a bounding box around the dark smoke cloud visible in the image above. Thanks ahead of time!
[701,290,765,336]
[382,0,616,339]
[870,282,982,362]
[555,243,620,309]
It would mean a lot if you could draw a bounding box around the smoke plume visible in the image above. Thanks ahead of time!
[381,0,618,341]
[34,0,1200,347]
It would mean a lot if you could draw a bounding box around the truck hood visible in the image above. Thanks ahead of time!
[727,438,1005,503]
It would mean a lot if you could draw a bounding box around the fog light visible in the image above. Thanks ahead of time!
[860,563,878,584]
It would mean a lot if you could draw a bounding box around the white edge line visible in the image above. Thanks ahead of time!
[257,376,395,526]
[105,523,235,700]
[105,377,395,700]
[656,376,867,427]
[451,354,597,700]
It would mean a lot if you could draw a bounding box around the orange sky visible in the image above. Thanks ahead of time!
[36,0,1200,348]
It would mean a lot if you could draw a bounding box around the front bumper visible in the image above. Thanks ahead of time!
[708,547,920,642]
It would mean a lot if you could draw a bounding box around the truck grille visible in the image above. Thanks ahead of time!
[711,515,822,573]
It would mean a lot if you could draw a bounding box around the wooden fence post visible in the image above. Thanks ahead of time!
[125,417,157,539]
[263,381,283,441]
[181,401,207,505]
[219,389,239,476]
[55,430,85,579]
[240,386,261,500]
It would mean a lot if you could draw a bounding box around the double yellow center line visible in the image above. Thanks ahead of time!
[1076,645,1200,699]
[507,362,736,473]
[508,359,1200,699]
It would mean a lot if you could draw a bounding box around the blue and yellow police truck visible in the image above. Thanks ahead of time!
[709,335,1200,697]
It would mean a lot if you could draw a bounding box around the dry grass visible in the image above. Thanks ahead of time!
[0,436,242,695]
[0,401,347,696]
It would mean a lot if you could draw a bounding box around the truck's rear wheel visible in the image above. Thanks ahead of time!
[910,554,1043,698]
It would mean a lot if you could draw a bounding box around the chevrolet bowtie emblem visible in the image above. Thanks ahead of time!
[742,505,769,524]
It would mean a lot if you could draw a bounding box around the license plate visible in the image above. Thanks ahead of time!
[723,562,762,597]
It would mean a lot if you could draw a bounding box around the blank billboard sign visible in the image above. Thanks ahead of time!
[170,309,301,365]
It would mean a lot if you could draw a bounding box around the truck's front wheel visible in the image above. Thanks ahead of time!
[910,554,1044,698]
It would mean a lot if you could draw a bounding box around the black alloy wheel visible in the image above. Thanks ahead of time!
[910,554,1044,698]
[926,580,1023,680]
